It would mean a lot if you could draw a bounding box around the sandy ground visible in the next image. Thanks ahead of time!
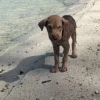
[0,0,100,100]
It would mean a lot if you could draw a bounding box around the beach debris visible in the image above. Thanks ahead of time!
[42,80,51,84]
[0,69,5,73]
[1,88,6,92]
[5,84,9,89]
[19,71,24,75]
[95,90,99,94]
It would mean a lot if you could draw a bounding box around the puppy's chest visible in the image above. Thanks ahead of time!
[53,39,68,46]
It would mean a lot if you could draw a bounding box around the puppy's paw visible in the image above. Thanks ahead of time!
[60,67,67,72]
[71,54,77,58]
[51,67,59,73]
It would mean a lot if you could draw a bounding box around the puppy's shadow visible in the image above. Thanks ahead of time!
[0,53,54,83]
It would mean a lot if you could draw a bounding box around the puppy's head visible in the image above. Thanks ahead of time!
[38,15,68,41]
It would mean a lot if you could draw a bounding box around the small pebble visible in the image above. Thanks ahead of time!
[80,95,84,98]
[91,94,94,96]
[95,90,99,94]
[79,83,82,86]
[8,63,11,66]
[0,69,5,73]
[20,82,23,85]
[1,88,6,92]
[25,51,28,53]
[97,49,100,51]
[56,82,58,84]
[5,84,9,88]
[86,67,89,70]
[19,71,24,75]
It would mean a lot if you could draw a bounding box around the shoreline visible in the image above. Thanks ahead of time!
[0,0,91,57]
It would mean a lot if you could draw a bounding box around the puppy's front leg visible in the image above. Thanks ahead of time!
[61,43,70,72]
[51,45,59,73]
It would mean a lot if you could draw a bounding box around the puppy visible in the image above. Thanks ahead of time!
[38,15,77,73]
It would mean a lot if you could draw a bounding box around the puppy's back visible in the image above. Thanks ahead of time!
[63,15,76,29]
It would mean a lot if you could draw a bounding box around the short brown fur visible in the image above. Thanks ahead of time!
[38,15,77,73]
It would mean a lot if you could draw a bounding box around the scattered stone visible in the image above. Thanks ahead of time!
[68,80,71,82]
[56,82,58,84]
[25,51,28,53]
[86,67,89,70]
[20,82,23,85]
[0,69,5,73]
[95,90,99,94]
[12,62,14,63]
[80,95,84,98]
[20,71,24,75]
[97,44,100,47]
[97,49,100,51]
[5,84,9,89]
[91,94,94,96]
[78,83,82,86]
[42,80,51,84]
[8,63,11,66]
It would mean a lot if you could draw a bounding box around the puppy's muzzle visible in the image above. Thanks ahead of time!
[52,35,58,40]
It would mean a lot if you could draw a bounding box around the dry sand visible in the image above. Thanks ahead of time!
[0,0,100,100]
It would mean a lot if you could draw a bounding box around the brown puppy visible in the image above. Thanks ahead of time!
[38,15,77,73]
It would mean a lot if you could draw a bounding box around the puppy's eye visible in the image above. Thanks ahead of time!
[57,26,62,29]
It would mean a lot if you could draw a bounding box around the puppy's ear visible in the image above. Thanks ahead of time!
[62,18,69,29]
[38,19,47,31]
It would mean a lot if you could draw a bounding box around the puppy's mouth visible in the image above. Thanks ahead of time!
[52,36,62,41]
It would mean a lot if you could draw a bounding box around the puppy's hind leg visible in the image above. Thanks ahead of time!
[71,30,77,58]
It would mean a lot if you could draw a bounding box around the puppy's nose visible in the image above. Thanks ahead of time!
[52,35,58,40]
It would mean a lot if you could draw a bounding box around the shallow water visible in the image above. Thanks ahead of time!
[0,0,78,56]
